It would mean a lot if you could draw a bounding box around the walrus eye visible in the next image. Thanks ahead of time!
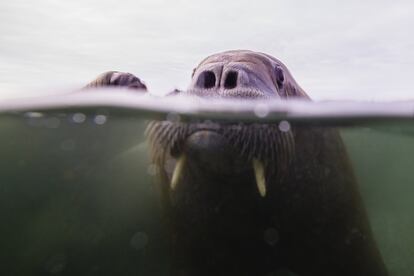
[275,65,285,89]
[224,71,238,89]
[196,70,216,89]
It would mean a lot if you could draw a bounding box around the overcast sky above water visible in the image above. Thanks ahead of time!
[0,0,413,101]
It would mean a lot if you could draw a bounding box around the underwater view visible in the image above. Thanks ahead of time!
[1,0,414,275]
[0,92,413,275]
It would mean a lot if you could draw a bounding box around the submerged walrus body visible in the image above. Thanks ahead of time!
[86,50,388,276]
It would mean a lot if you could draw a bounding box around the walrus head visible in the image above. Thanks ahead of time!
[148,50,307,198]
[188,50,308,99]
[83,71,147,91]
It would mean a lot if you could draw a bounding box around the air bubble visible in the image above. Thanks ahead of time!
[264,227,279,246]
[130,232,149,251]
[166,112,181,123]
[147,164,157,176]
[72,113,86,123]
[278,120,290,132]
[254,103,269,118]
[164,158,176,174]
[44,254,67,274]
[94,115,107,125]
[24,112,44,118]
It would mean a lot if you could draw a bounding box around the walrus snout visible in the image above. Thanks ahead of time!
[190,64,277,98]
[147,120,295,198]
[195,69,240,90]
[184,131,245,174]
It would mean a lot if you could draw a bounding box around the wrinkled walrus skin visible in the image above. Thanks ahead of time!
[85,50,388,276]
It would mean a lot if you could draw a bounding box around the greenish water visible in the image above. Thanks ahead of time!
[0,107,413,275]
[0,113,168,275]
[342,126,414,276]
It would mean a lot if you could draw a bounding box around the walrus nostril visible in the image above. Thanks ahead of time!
[196,70,216,89]
[224,71,238,89]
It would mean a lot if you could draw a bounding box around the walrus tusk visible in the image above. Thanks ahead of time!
[253,158,266,197]
[171,155,186,190]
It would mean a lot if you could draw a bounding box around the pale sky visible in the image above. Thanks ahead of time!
[0,0,413,100]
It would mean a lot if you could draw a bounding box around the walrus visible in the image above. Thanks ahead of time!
[85,50,388,276]
[83,71,147,91]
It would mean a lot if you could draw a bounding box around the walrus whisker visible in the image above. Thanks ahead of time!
[268,128,277,163]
